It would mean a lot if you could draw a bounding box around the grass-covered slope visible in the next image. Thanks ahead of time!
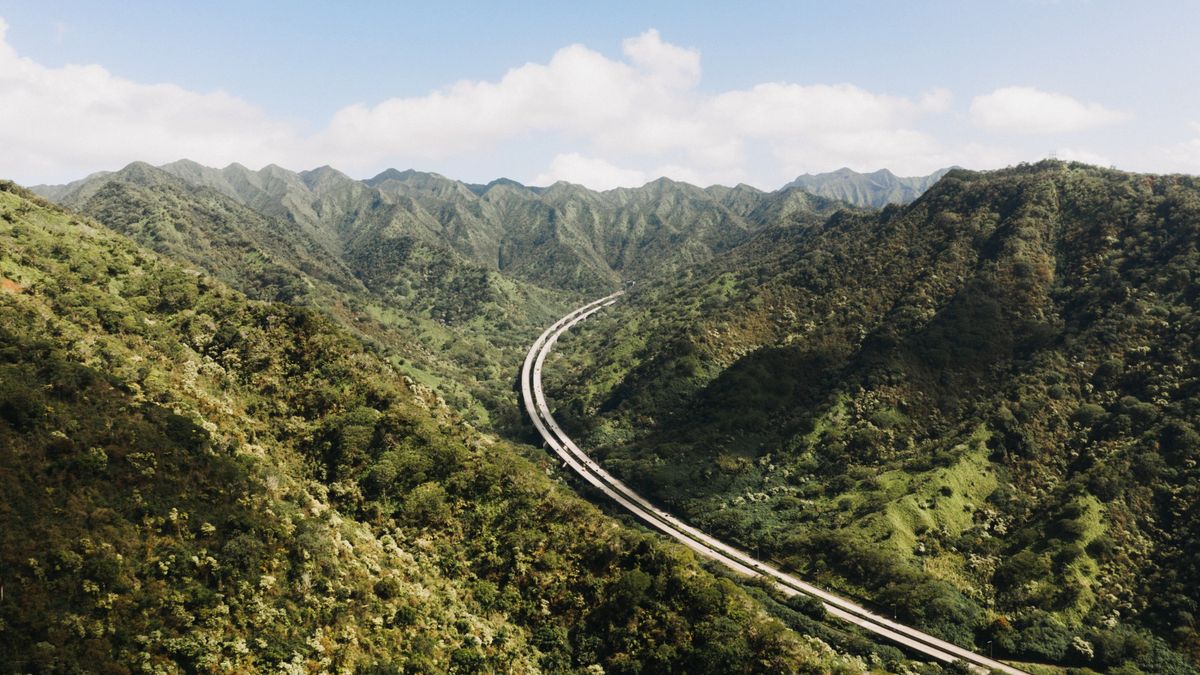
[0,182,862,673]
[546,162,1200,672]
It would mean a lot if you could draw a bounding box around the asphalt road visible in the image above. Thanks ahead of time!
[520,292,1026,675]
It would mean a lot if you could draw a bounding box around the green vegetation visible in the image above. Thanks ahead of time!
[39,162,574,430]
[0,181,866,672]
[24,156,1200,672]
[549,162,1200,672]
[40,161,847,300]
[33,161,847,433]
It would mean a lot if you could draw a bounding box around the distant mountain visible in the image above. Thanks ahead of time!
[26,160,848,430]
[349,169,846,291]
[784,167,953,208]
[35,161,849,294]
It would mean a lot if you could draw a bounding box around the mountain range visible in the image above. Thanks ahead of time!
[25,160,857,430]
[1,178,867,672]
[34,160,855,296]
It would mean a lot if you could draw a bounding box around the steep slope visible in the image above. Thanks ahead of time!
[35,162,571,429]
[785,167,953,208]
[348,171,835,293]
[0,181,863,673]
[488,177,795,291]
[546,162,1200,672]
[160,159,347,256]
[358,169,511,272]
[63,162,361,304]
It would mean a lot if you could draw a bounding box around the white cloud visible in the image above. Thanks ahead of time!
[920,88,954,113]
[621,28,700,90]
[773,128,947,178]
[710,83,923,137]
[970,86,1131,134]
[532,153,749,190]
[318,42,641,164]
[533,153,649,190]
[0,17,298,183]
[0,16,965,188]
[315,28,719,172]
[1055,147,1113,167]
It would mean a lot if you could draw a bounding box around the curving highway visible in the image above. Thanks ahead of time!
[521,292,1026,675]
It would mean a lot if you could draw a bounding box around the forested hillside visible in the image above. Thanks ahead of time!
[34,161,845,432]
[24,157,1200,672]
[0,181,870,673]
[36,162,571,430]
[547,162,1200,672]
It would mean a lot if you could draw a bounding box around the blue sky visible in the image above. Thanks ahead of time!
[1,1,1197,188]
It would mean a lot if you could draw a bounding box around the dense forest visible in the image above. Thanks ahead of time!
[38,162,573,431]
[12,158,1200,673]
[0,181,870,672]
[547,162,1200,672]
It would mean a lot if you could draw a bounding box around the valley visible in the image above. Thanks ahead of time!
[0,179,861,673]
[3,5,1192,673]
[5,159,1200,673]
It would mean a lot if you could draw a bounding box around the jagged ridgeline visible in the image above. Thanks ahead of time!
[36,160,847,296]
[0,182,869,672]
[545,162,1200,672]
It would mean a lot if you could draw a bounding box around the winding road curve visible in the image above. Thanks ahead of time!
[521,292,1026,675]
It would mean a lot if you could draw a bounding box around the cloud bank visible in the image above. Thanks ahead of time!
[0,18,294,181]
[0,18,1164,189]
[969,86,1131,135]
[312,29,958,187]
